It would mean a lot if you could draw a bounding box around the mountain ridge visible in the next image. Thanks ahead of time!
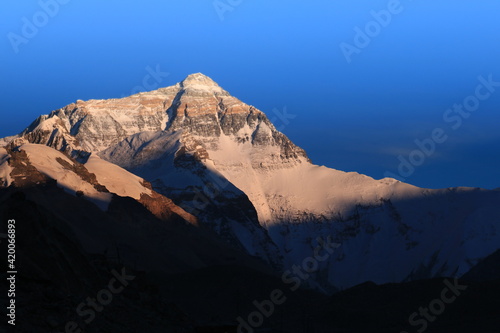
[2,73,500,292]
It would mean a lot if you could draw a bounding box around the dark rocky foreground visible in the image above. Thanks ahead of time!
[1,185,499,333]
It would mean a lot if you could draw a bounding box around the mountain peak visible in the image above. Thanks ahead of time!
[9,72,308,160]
[180,73,219,88]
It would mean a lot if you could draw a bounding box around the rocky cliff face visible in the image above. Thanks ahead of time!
[20,91,170,154]
[164,74,308,162]
[17,73,307,166]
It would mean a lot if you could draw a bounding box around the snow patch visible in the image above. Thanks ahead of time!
[20,144,112,211]
[85,155,152,200]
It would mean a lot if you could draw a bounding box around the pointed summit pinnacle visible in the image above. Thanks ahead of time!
[181,73,219,88]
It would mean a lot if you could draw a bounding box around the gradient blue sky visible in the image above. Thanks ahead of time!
[1,0,499,189]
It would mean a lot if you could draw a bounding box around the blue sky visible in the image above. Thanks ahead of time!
[1,0,499,189]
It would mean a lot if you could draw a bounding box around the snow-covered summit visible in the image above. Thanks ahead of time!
[180,72,221,87]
